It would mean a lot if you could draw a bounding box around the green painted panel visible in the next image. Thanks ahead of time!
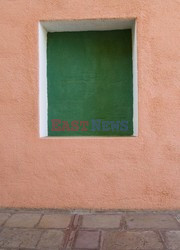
[47,30,133,136]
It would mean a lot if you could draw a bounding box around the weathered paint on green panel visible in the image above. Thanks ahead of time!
[47,30,133,136]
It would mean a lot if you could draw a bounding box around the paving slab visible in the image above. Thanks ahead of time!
[0,213,10,226]
[0,228,41,248]
[0,248,17,250]
[176,214,180,223]
[38,214,72,228]
[126,213,179,229]
[4,213,41,228]
[37,229,64,249]
[102,231,164,250]
[74,230,100,249]
[82,214,122,228]
[164,231,180,250]
[0,210,179,249]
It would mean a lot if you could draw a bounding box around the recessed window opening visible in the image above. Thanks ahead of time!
[39,19,138,137]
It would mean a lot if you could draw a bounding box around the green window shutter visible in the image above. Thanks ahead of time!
[47,30,133,136]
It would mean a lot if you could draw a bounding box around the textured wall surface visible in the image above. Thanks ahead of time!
[0,0,180,209]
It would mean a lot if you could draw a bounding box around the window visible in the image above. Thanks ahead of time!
[39,20,138,137]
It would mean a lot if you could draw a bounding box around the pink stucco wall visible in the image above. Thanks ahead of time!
[0,0,180,209]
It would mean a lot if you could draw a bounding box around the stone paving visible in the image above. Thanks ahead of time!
[0,209,180,250]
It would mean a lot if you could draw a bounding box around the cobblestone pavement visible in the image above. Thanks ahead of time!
[0,209,180,250]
